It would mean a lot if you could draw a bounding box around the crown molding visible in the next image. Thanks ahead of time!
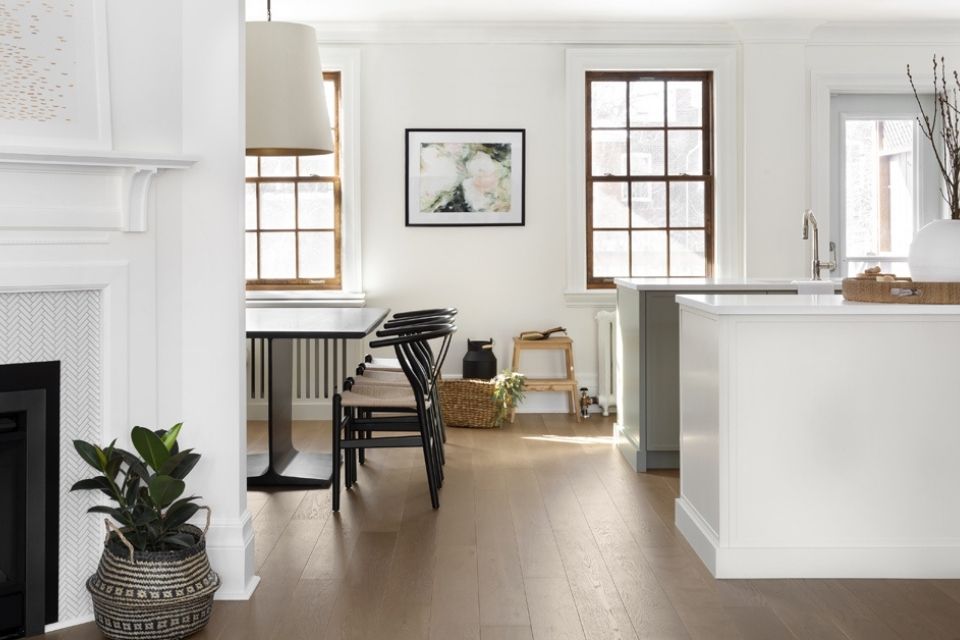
[732,20,822,43]
[308,19,960,46]
[309,20,740,45]
[809,21,960,45]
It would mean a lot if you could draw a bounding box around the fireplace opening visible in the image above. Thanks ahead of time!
[0,362,59,640]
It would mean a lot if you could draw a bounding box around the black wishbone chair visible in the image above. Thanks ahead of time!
[331,323,456,511]
[359,308,457,373]
[348,318,453,473]
[351,309,456,463]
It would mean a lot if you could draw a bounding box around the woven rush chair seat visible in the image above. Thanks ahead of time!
[352,369,409,387]
[340,384,430,410]
[361,356,402,371]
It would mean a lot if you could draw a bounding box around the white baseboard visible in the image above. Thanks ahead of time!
[247,373,611,420]
[675,496,719,574]
[676,496,960,579]
[247,399,331,421]
[206,509,259,600]
[615,422,641,471]
[217,575,261,601]
[46,615,95,633]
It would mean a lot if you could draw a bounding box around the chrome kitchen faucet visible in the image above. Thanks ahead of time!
[801,210,837,281]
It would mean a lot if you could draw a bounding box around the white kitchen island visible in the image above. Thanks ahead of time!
[676,293,960,578]
[614,278,840,471]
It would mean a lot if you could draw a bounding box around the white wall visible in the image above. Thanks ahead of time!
[742,42,807,277]
[179,0,256,600]
[359,43,601,405]
[0,0,255,625]
[325,25,960,399]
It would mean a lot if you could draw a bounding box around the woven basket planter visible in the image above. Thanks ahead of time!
[86,523,221,640]
[439,378,499,428]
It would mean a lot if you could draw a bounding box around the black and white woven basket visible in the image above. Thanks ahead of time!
[86,520,221,640]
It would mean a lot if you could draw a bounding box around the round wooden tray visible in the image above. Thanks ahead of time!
[842,277,960,304]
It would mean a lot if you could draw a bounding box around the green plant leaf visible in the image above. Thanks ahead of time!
[159,451,201,480]
[87,505,133,526]
[160,422,183,451]
[104,453,123,482]
[71,477,112,493]
[74,440,105,472]
[163,501,200,530]
[164,496,199,514]
[123,529,148,552]
[131,426,170,472]
[148,474,185,509]
[159,531,197,549]
[132,505,156,526]
[114,448,149,480]
[124,475,140,506]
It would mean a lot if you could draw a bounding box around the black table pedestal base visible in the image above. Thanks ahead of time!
[244,307,389,488]
[246,450,335,487]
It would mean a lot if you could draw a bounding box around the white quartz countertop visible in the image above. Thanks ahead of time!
[614,277,842,291]
[676,293,960,315]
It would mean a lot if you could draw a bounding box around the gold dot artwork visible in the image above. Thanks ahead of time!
[0,0,75,123]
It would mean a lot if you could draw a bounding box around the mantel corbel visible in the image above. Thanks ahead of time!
[0,149,198,234]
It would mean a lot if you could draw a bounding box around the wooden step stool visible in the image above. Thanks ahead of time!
[511,336,580,422]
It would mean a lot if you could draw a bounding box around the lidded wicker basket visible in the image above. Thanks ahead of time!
[86,522,221,640]
[439,378,498,428]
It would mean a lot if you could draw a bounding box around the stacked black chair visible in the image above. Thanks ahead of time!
[331,316,456,511]
[352,308,457,454]
[359,308,458,375]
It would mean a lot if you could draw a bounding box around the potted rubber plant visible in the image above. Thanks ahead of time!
[71,423,220,640]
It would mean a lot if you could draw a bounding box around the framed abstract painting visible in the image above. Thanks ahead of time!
[0,0,112,149]
[405,129,525,226]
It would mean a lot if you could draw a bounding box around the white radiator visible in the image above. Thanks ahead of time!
[247,338,360,419]
[595,310,617,416]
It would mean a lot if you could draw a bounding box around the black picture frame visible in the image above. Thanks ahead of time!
[405,128,526,227]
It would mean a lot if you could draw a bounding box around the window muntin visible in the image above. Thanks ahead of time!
[586,71,714,287]
[245,72,342,290]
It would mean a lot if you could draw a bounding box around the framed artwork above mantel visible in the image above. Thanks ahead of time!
[405,128,525,227]
[0,0,112,150]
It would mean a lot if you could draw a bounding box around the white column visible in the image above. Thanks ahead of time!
[741,41,808,278]
[179,0,258,599]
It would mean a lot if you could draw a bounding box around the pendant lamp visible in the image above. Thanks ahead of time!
[245,5,333,156]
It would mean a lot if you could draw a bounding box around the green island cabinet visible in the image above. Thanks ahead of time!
[614,278,841,472]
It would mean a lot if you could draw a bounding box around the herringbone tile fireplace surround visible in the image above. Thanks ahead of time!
[0,290,102,622]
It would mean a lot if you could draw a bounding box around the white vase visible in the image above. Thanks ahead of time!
[908,219,960,282]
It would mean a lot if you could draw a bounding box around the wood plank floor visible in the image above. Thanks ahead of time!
[36,414,960,639]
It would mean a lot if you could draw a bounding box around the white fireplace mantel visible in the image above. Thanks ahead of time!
[0,148,198,233]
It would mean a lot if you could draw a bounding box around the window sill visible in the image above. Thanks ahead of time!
[245,290,367,308]
[564,290,617,308]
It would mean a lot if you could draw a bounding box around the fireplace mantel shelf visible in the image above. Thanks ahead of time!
[0,148,198,169]
[0,148,199,234]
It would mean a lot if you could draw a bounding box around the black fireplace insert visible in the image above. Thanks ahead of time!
[0,362,60,640]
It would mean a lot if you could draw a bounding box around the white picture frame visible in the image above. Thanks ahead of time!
[0,0,112,150]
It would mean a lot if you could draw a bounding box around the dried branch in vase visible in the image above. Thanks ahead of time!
[908,55,960,219]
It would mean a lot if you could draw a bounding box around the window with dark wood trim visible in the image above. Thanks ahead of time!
[586,71,714,288]
[245,71,342,290]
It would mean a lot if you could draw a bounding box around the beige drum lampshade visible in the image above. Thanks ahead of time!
[245,21,333,156]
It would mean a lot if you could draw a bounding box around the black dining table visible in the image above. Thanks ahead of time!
[245,306,390,487]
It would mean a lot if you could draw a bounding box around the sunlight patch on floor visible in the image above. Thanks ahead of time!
[522,434,616,445]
